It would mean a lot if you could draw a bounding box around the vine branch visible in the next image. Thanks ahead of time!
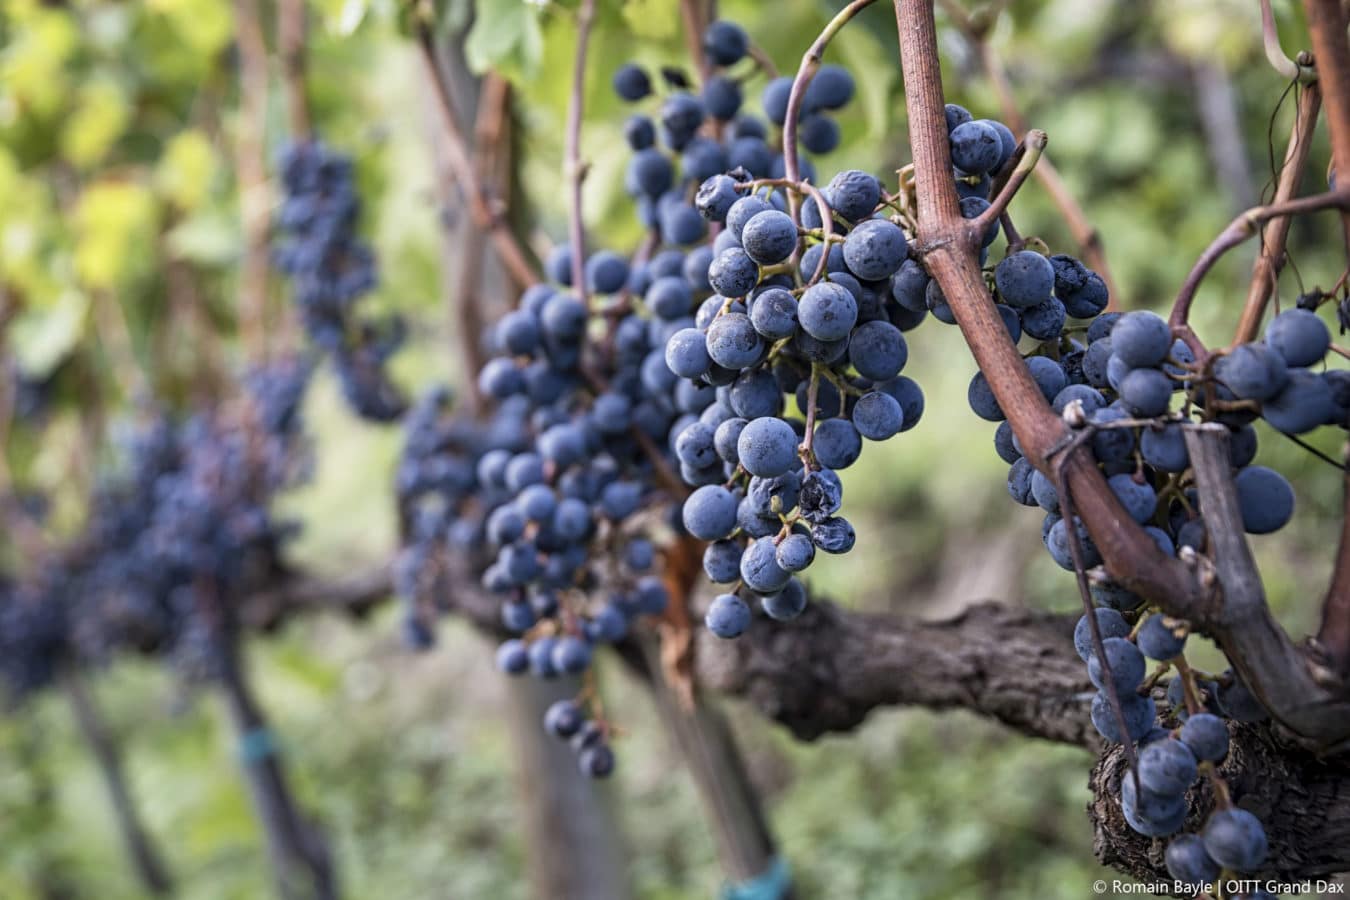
[566,0,598,301]
[415,22,540,291]
[1233,82,1322,344]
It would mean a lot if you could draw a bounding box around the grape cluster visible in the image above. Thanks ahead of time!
[608,18,853,252]
[274,140,407,421]
[459,256,697,775]
[945,101,1350,864]
[0,361,313,700]
[676,163,927,637]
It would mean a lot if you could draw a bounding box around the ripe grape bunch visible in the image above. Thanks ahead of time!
[274,140,408,422]
[607,20,928,639]
[0,360,314,694]
[958,107,1350,872]
[432,16,909,777]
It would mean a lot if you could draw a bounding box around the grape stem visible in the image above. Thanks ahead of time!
[232,0,272,363]
[415,21,540,290]
[679,0,712,86]
[1301,0,1350,265]
[1232,82,1322,345]
[565,0,598,301]
[1319,447,1350,675]
[970,130,1045,241]
[780,0,878,204]
[278,0,311,139]
[966,36,1121,309]
[798,366,821,467]
[1168,189,1350,344]
[1049,430,1142,793]
[1261,0,1313,82]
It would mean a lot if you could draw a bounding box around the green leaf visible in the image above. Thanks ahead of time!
[10,289,89,377]
[464,0,543,78]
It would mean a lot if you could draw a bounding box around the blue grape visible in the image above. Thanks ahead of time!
[1073,608,1131,661]
[1052,384,1106,417]
[703,539,743,583]
[798,468,843,522]
[799,113,840,154]
[586,251,629,295]
[579,744,615,778]
[1179,713,1229,762]
[1026,356,1068,403]
[853,390,904,440]
[1087,636,1145,692]
[738,417,798,477]
[613,64,651,101]
[1263,368,1334,434]
[994,420,1020,463]
[702,76,743,121]
[1121,769,1186,837]
[626,148,675,197]
[1215,343,1288,401]
[696,175,742,223]
[761,76,794,125]
[1140,423,1190,472]
[1120,367,1173,417]
[949,120,1002,175]
[740,210,799,265]
[496,639,529,674]
[944,103,972,131]
[675,421,718,468]
[848,320,907,381]
[729,370,783,419]
[812,418,861,469]
[1107,473,1156,524]
[1165,834,1220,886]
[706,593,751,638]
[984,119,1016,171]
[1137,613,1186,660]
[1110,311,1172,369]
[879,376,924,431]
[811,516,855,553]
[624,115,655,150]
[994,251,1054,308]
[706,313,765,369]
[968,371,1005,422]
[1265,308,1330,367]
[703,20,748,65]
[726,195,774,241]
[544,699,586,738]
[741,536,791,592]
[1021,297,1066,341]
[1138,738,1197,796]
[1202,809,1268,871]
[825,169,881,222]
[750,287,799,339]
[842,219,909,281]
[799,282,858,341]
[805,64,854,110]
[1091,691,1156,743]
[1007,458,1036,506]
[761,577,807,620]
[775,533,816,572]
[682,485,740,540]
[708,248,760,298]
[714,417,748,463]
[1234,465,1294,534]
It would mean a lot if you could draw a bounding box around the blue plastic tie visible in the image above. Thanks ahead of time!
[238,727,279,764]
[722,856,791,900]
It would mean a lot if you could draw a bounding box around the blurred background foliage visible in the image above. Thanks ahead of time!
[1,0,1346,897]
